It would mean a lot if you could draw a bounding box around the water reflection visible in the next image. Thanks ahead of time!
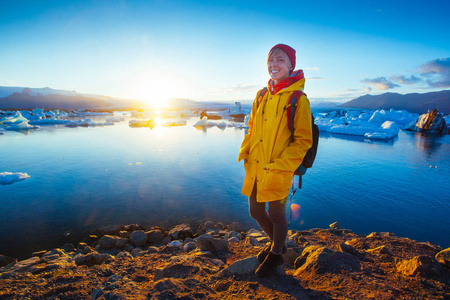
[413,132,445,156]
[318,131,397,145]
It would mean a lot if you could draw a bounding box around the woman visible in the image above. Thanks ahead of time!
[238,44,313,277]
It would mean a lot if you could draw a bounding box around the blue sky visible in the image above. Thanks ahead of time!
[1,0,449,106]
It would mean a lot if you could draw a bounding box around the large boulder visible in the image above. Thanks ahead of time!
[168,224,194,240]
[404,109,447,133]
[294,246,360,276]
[0,255,16,268]
[222,256,259,275]
[435,248,450,268]
[396,255,444,277]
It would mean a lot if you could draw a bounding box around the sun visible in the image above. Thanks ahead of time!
[126,71,178,110]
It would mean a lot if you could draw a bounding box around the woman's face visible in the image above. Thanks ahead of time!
[268,51,291,84]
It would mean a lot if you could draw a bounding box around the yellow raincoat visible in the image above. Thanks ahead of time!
[238,76,313,202]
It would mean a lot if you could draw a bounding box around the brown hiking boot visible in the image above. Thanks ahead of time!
[257,242,287,262]
[255,252,284,277]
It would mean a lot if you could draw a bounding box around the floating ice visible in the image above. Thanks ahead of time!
[106,117,125,123]
[311,108,416,140]
[0,172,30,185]
[65,119,114,127]
[0,112,40,131]
[193,118,227,128]
[128,119,155,128]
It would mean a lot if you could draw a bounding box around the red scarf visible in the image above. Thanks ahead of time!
[269,70,304,94]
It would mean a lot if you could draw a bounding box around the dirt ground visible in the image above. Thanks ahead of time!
[0,225,449,299]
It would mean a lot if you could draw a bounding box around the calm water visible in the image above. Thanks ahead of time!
[1,113,449,258]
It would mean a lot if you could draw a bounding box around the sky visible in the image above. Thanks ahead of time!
[1,0,449,107]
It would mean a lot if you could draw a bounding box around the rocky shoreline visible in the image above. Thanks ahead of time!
[0,221,449,299]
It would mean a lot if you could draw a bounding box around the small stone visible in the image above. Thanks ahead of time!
[124,224,142,231]
[101,225,124,236]
[199,221,215,231]
[116,251,134,260]
[227,222,242,232]
[366,232,380,238]
[183,242,197,252]
[228,237,239,243]
[75,252,102,266]
[83,246,93,254]
[169,240,182,247]
[229,231,242,240]
[245,237,259,246]
[195,235,228,254]
[339,243,359,256]
[78,242,88,250]
[329,222,340,230]
[161,236,172,245]
[99,235,120,250]
[147,230,164,244]
[147,246,158,253]
[366,245,393,256]
[215,222,225,230]
[131,248,144,257]
[31,251,47,258]
[168,223,193,240]
[115,238,128,249]
[62,243,75,253]
[119,231,132,239]
[130,230,148,247]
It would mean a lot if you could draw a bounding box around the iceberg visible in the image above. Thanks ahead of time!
[311,109,413,140]
[65,119,114,128]
[128,119,156,128]
[193,118,227,129]
[0,172,30,185]
[0,112,40,131]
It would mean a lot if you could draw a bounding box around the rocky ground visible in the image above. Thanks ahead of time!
[0,221,449,300]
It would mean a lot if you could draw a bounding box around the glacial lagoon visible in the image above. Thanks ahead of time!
[0,111,449,258]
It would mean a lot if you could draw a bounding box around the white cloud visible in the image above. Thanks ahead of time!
[361,77,399,90]
[419,57,450,88]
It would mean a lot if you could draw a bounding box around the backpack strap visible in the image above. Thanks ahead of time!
[256,87,268,109]
[286,90,305,138]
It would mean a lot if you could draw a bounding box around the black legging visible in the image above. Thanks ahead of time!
[248,183,288,255]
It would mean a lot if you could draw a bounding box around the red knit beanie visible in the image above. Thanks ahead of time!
[268,44,296,70]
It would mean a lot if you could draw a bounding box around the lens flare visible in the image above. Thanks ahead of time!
[290,203,301,221]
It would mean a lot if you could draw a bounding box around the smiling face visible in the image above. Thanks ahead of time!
[268,49,292,84]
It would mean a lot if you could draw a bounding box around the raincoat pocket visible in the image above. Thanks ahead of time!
[260,169,290,193]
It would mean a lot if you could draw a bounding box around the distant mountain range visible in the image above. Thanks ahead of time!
[0,86,145,110]
[1,86,449,114]
[340,90,450,114]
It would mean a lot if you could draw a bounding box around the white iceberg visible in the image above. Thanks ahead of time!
[193,118,227,128]
[65,119,114,127]
[0,112,40,130]
[0,172,30,185]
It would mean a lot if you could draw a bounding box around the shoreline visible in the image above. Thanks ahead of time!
[1,220,449,299]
